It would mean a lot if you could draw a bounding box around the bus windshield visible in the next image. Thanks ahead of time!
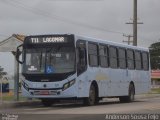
[23,46,75,74]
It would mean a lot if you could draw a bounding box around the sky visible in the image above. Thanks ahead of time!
[0,0,160,74]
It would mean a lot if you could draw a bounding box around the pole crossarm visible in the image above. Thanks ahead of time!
[126,22,143,24]
[125,0,143,46]
[123,34,133,45]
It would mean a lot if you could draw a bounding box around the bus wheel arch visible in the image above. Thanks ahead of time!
[92,80,99,103]
[128,81,135,102]
[119,81,135,103]
[83,80,99,106]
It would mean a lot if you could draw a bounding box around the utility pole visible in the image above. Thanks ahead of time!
[133,0,137,46]
[126,0,143,46]
[123,34,133,45]
[12,51,19,101]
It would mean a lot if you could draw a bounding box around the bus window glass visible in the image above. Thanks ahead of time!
[127,49,134,69]
[76,40,87,75]
[88,43,98,66]
[46,47,75,73]
[142,52,149,70]
[26,54,31,65]
[135,51,142,70]
[118,48,126,69]
[25,49,45,73]
[24,47,75,74]
[109,46,118,68]
[99,45,108,67]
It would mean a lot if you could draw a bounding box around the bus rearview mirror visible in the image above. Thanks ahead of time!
[16,44,24,64]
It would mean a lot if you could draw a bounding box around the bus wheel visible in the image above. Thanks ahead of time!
[128,83,135,102]
[83,84,96,106]
[41,99,53,107]
[119,83,135,103]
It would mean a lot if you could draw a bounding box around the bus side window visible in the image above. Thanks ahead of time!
[127,49,135,69]
[99,44,109,68]
[135,51,142,70]
[118,48,127,69]
[88,42,98,67]
[142,52,149,71]
[76,40,87,76]
[109,46,118,68]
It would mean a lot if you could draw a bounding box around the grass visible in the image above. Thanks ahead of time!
[2,95,28,101]
[0,91,35,101]
[150,88,160,94]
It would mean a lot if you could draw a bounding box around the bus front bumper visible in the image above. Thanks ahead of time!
[22,84,77,99]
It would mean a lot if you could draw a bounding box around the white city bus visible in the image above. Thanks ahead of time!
[16,34,151,106]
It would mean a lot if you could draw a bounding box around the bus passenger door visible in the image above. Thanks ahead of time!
[76,40,87,76]
[76,40,88,97]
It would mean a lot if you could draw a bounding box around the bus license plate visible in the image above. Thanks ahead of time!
[40,90,49,95]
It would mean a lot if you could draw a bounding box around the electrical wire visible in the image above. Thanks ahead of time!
[3,0,124,35]
[2,0,155,44]
[0,34,8,37]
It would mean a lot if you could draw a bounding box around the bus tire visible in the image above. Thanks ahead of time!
[119,83,135,103]
[83,84,96,106]
[41,99,53,107]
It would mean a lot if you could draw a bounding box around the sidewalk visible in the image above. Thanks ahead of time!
[0,94,160,109]
[0,99,41,109]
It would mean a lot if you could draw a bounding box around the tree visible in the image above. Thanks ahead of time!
[149,42,160,69]
[0,66,7,79]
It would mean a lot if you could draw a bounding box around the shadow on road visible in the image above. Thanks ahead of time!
[51,99,145,108]
[1,99,146,110]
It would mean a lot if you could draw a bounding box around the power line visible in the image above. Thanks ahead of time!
[46,0,104,1]
[3,0,124,35]
[0,34,8,37]
[2,0,153,44]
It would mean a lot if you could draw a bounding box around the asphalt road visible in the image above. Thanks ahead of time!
[0,96,160,120]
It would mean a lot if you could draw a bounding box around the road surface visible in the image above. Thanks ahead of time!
[0,96,160,120]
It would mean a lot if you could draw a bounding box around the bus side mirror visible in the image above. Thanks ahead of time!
[16,44,24,64]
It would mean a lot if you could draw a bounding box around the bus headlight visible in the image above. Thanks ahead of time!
[22,81,29,91]
[62,79,75,91]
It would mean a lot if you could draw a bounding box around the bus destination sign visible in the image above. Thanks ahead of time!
[29,37,67,44]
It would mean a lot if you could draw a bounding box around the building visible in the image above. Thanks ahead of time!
[151,70,160,88]
[0,34,25,97]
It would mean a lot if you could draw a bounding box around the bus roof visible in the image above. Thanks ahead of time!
[75,34,149,52]
[24,34,149,51]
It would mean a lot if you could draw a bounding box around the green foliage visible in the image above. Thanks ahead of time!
[151,88,160,94]
[149,42,160,69]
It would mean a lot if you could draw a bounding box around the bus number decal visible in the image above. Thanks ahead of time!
[31,38,39,43]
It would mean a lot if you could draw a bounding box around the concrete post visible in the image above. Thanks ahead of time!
[14,54,19,101]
